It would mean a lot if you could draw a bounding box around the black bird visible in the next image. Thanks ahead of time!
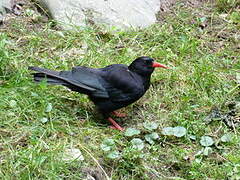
[29,56,169,131]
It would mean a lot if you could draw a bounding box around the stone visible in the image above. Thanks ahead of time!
[0,0,12,21]
[38,0,162,30]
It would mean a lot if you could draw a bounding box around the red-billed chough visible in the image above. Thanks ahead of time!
[29,56,169,131]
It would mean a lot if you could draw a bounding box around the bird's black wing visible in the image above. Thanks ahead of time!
[63,66,109,98]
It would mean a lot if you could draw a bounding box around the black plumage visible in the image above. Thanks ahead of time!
[29,56,169,130]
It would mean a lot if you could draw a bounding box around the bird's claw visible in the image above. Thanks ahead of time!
[109,125,124,131]
[107,117,124,131]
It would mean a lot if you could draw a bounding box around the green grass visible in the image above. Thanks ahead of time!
[0,1,240,179]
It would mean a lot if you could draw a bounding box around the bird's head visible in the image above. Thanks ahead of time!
[128,56,169,76]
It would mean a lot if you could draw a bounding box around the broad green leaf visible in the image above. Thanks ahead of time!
[143,122,159,131]
[220,134,232,142]
[203,147,212,156]
[107,150,120,159]
[162,126,187,137]
[45,103,53,112]
[145,136,154,144]
[172,126,187,137]
[189,135,196,140]
[145,132,159,144]
[101,139,115,151]
[131,138,144,150]
[40,117,48,123]
[200,136,214,147]
[162,127,174,136]
[101,144,111,152]
[124,128,140,137]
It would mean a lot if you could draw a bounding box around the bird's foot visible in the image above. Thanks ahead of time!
[111,111,127,118]
[107,117,124,131]
[109,125,125,131]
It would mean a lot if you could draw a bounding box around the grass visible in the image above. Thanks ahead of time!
[0,0,239,179]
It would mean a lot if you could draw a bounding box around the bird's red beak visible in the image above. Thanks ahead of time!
[152,62,169,69]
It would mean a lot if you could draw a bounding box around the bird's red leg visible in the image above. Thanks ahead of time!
[107,117,124,131]
[111,111,127,118]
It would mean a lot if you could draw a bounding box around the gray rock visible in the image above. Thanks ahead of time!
[0,0,12,21]
[38,0,162,30]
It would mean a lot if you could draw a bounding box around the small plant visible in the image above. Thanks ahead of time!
[162,126,187,137]
[200,136,214,147]
[220,133,232,143]
[130,138,144,151]
[124,128,140,137]
[144,132,159,144]
[143,122,158,131]
[101,123,188,160]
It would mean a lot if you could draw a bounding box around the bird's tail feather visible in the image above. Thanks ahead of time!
[32,72,68,85]
[28,66,99,96]
[29,67,67,85]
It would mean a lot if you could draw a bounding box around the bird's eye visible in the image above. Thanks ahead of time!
[145,60,153,66]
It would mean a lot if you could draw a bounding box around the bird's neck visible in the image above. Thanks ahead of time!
[131,71,151,91]
[128,67,152,91]
[142,76,151,90]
